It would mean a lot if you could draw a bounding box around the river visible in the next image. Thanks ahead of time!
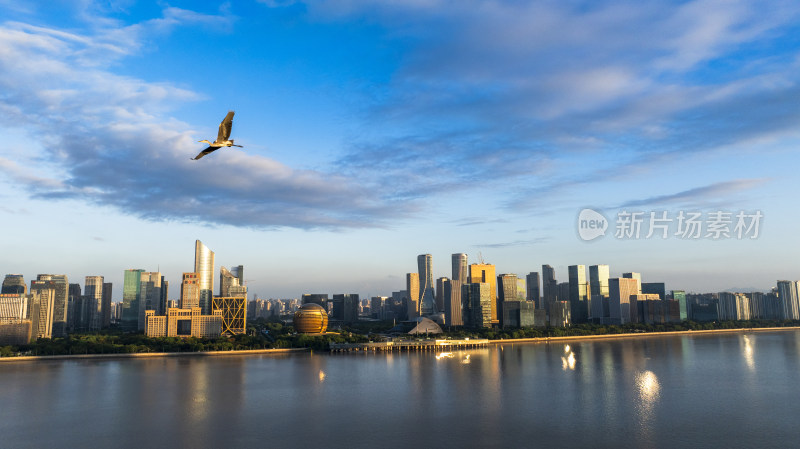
[1,330,799,448]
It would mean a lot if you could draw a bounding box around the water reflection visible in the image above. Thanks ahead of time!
[561,344,576,371]
[742,334,755,371]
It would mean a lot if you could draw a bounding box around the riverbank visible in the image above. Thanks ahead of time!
[3,326,798,362]
[0,347,308,363]
[488,326,800,344]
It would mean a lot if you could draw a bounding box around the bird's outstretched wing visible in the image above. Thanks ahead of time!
[191,146,219,160]
[217,111,235,142]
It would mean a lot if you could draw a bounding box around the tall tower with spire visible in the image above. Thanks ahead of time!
[418,254,436,315]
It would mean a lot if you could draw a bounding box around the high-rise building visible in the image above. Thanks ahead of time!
[642,282,666,300]
[469,263,498,324]
[718,292,751,321]
[589,265,609,322]
[30,280,56,340]
[331,294,359,323]
[462,283,492,328]
[435,277,448,313]
[181,273,200,309]
[121,269,144,331]
[139,272,163,330]
[671,290,687,321]
[622,272,642,294]
[84,276,104,331]
[370,296,387,319]
[777,280,800,320]
[194,240,215,314]
[609,278,639,324]
[542,265,558,314]
[452,253,468,284]
[568,265,588,323]
[417,254,436,315]
[406,273,419,320]
[302,294,328,306]
[68,283,82,331]
[526,272,540,307]
[1,274,26,295]
[37,275,68,337]
[102,282,113,329]
[549,301,571,327]
[443,279,462,327]
[498,274,519,302]
[212,296,247,336]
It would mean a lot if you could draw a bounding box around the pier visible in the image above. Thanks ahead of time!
[329,338,489,353]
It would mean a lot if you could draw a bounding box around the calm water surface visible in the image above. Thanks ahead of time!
[2,331,800,448]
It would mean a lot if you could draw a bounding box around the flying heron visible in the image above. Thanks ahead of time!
[191,111,243,160]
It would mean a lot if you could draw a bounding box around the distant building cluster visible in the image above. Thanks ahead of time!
[293,253,800,332]
[4,247,800,345]
[0,240,247,345]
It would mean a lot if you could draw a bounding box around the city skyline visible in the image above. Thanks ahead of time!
[1,2,799,298]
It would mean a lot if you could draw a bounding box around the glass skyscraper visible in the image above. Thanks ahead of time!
[195,240,215,315]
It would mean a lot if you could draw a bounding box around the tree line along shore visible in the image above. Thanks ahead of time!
[1,318,799,359]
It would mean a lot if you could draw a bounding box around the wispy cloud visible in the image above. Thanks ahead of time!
[317,0,800,206]
[619,178,769,209]
[474,238,551,249]
[0,12,412,230]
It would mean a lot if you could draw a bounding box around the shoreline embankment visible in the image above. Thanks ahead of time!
[2,326,798,363]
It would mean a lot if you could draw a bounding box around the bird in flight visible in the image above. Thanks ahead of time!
[191,111,243,160]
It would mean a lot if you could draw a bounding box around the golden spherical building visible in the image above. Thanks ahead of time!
[293,303,329,334]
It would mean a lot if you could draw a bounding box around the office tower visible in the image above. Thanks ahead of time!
[36,275,68,337]
[406,273,420,319]
[462,283,491,328]
[220,266,247,299]
[622,272,642,294]
[549,301,571,327]
[642,283,666,300]
[568,265,588,323]
[542,265,558,314]
[497,274,518,327]
[194,240,215,314]
[181,273,200,309]
[84,276,104,331]
[370,296,386,319]
[671,290,687,321]
[139,272,163,330]
[121,269,144,331]
[102,282,113,328]
[417,254,436,315]
[452,253,469,283]
[212,296,247,336]
[777,281,800,320]
[718,292,751,321]
[469,263,498,324]
[1,274,26,295]
[68,283,82,331]
[498,274,519,302]
[30,280,56,340]
[609,278,639,324]
[589,265,609,323]
[302,294,328,306]
[443,279,462,326]
[435,277,448,313]
[526,272,540,307]
[331,294,359,323]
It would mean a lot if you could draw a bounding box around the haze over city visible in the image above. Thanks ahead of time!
[2,1,799,299]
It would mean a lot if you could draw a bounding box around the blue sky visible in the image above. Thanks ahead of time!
[1,0,799,300]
